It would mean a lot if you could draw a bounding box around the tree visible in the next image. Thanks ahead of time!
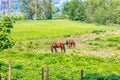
[43,0,52,19]
[0,16,14,50]
[85,0,99,23]
[19,0,37,20]
[43,0,47,19]
[63,0,120,25]
[19,0,53,20]
[110,0,120,24]
[46,0,52,19]
[75,0,86,21]
[63,0,86,21]
[34,0,37,20]
[93,0,113,25]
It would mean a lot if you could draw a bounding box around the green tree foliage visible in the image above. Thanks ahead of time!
[63,0,86,21]
[85,0,99,23]
[0,16,14,50]
[46,0,52,19]
[94,0,111,25]
[43,0,52,19]
[19,0,53,20]
[63,0,120,25]
[110,0,120,24]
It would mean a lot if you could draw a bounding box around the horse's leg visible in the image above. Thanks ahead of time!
[51,47,53,53]
[70,43,72,48]
[71,43,73,47]
[55,48,57,53]
[66,41,68,47]
[73,43,75,47]
[68,44,70,48]
[61,47,63,53]
[63,46,66,53]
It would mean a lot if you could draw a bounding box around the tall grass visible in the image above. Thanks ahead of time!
[0,53,120,80]
[86,34,120,50]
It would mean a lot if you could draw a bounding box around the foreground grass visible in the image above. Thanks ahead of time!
[12,20,120,41]
[0,52,120,80]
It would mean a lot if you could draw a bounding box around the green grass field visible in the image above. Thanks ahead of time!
[12,20,119,41]
[0,20,120,80]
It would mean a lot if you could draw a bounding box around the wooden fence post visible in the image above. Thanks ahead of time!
[42,68,44,80]
[5,78,8,80]
[0,75,1,80]
[46,65,49,80]
[81,70,84,80]
[8,60,11,80]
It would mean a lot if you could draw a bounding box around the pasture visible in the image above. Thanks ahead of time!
[0,20,120,79]
[11,20,119,40]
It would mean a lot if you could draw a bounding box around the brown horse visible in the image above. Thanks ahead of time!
[66,39,75,48]
[51,42,66,53]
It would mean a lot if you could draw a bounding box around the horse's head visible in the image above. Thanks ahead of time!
[65,39,76,48]
[65,40,69,46]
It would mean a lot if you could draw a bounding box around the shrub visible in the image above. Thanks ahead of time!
[85,73,120,80]
[64,34,71,37]
[85,73,105,80]
[0,16,15,50]
[92,30,105,34]
[105,74,120,80]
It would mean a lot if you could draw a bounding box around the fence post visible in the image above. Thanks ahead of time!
[0,75,1,80]
[46,65,49,80]
[8,60,11,80]
[5,78,8,80]
[42,68,44,80]
[81,70,84,80]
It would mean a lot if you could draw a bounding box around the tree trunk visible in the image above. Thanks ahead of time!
[43,0,47,19]
[34,0,37,20]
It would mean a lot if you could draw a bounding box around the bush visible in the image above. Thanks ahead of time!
[85,73,120,80]
[85,73,105,80]
[106,74,120,80]
[92,30,105,34]
[0,16,15,50]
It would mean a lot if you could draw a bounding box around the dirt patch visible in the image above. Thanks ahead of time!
[16,30,120,57]
[44,30,120,43]
[52,30,120,57]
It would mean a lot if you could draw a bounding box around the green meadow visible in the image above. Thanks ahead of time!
[12,20,119,40]
[0,20,120,80]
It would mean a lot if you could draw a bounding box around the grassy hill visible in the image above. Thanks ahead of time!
[0,20,120,80]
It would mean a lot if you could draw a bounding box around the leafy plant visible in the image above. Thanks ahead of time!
[0,16,15,50]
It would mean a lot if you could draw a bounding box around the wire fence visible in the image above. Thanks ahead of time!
[0,60,85,80]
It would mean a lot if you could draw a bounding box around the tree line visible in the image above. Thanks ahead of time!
[0,0,120,25]
[19,0,53,20]
[63,0,120,25]
[19,0,120,25]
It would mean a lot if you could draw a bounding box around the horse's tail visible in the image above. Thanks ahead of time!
[51,46,53,53]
